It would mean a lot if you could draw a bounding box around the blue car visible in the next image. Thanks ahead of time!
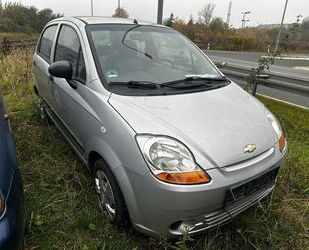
[0,92,24,249]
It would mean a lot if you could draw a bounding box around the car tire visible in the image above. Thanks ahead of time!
[93,159,129,226]
[38,98,52,124]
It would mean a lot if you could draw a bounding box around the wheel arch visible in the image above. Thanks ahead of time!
[86,146,141,224]
[33,85,39,96]
[88,150,103,173]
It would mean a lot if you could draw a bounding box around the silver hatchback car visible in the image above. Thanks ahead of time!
[33,17,287,237]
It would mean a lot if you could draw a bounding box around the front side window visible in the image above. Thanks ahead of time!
[87,24,226,96]
[54,25,86,82]
[38,25,57,63]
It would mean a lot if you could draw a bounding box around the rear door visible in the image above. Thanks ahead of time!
[33,24,58,106]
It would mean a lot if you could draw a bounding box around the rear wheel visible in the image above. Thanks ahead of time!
[93,159,128,225]
[37,98,52,124]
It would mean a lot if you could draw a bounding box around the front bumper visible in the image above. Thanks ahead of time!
[169,171,277,235]
[124,146,287,237]
[0,170,24,249]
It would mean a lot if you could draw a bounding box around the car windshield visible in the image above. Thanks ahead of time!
[86,24,224,94]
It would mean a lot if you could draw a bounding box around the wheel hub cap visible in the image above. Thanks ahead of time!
[95,170,116,220]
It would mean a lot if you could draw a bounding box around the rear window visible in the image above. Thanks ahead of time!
[38,25,57,63]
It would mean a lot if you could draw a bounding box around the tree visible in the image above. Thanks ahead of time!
[186,15,196,40]
[209,17,226,32]
[198,3,215,27]
[172,17,185,32]
[0,17,17,32]
[112,7,129,18]
[37,8,62,31]
[301,16,309,30]
[246,16,303,96]
[163,13,174,27]
[0,2,62,33]
[188,14,194,25]
[301,17,309,42]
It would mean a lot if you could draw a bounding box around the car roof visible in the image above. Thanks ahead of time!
[51,16,165,27]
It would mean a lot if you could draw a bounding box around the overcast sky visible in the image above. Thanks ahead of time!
[8,0,309,27]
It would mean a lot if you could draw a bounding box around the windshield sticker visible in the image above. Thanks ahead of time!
[106,69,118,79]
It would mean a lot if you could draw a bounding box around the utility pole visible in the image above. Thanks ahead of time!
[118,0,120,9]
[275,0,289,52]
[91,0,94,16]
[241,11,250,51]
[241,11,250,28]
[157,0,164,24]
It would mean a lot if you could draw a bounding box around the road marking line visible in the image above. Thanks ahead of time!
[262,56,309,61]
[294,66,309,72]
[257,93,309,110]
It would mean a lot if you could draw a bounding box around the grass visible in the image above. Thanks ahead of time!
[0,32,38,41]
[0,48,308,249]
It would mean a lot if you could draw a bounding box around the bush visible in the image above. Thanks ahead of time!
[171,17,309,52]
[0,2,62,34]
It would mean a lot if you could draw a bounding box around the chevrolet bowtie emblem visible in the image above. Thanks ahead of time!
[244,144,256,153]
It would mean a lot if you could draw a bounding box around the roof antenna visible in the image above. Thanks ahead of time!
[133,19,138,24]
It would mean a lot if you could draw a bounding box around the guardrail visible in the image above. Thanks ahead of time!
[215,62,309,95]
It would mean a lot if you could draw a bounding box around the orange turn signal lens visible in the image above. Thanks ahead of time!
[0,193,4,216]
[156,171,211,185]
[279,134,286,152]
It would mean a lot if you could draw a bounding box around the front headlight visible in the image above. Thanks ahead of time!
[266,109,286,152]
[136,135,211,185]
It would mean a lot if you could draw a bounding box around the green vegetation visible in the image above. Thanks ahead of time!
[0,49,308,249]
[0,2,55,42]
[171,4,309,52]
[0,2,61,34]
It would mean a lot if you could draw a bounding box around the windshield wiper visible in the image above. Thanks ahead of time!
[109,81,183,89]
[109,77,230,90]
[109,81,158,89]
[163,75,231,86]
[185,75,230,82]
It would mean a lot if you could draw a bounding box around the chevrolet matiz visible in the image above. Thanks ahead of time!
[32,17,287,236]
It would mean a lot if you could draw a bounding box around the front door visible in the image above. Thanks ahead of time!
[50,24,89,156]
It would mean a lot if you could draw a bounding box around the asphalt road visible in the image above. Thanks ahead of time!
[227,75,309,109]
[205,50,309,67]
[204,50,309,108]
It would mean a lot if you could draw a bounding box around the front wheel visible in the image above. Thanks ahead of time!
[93,159,129,226]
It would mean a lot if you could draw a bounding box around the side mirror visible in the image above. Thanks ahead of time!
[48,61,77,89]
[49,61,73,79]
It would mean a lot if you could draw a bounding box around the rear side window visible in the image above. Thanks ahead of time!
[54,25,86,82]
[38,25,57,63]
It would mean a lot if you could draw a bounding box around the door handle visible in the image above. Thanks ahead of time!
[49,75,54,82]
[33,60,37,66]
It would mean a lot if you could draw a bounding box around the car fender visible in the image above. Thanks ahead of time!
[84,136,145,224]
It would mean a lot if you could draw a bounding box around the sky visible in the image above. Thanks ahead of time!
[7,0,309,28]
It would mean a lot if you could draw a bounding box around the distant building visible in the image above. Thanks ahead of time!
[258,23,292,29]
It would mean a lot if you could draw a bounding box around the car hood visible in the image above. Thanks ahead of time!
[109,83,277,169]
